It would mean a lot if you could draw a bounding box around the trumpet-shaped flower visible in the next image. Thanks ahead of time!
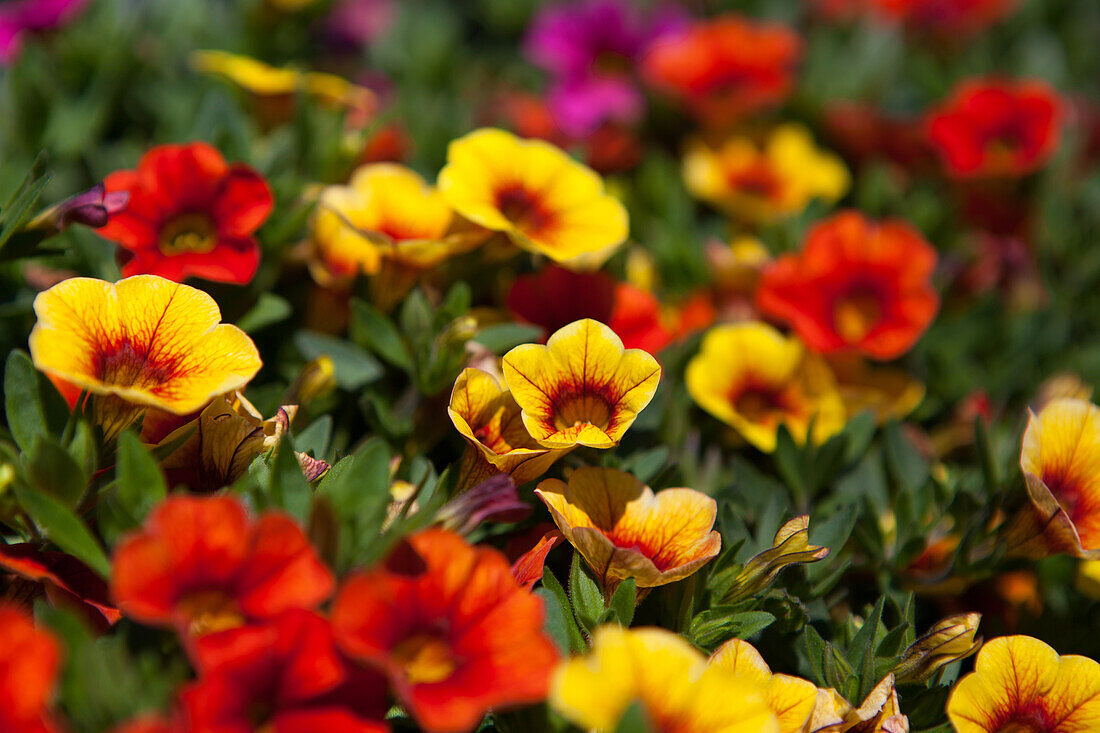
[708,639,818,733]
[536,467,720,589]
[110,494,334,638]
[502,319,661,449]
[683,125,849,223]
[331,529,558,733]
[757,210,939,360]
[686,321,845,452]
[0,605,64,733]
[551,626,779,732]
[947,636,1100,732]
[0,542,119,631]
[97,142,273,284]
[448,368,571,486]
[29,275,262,438]
[926,78,1064,179]
[437,128,629,264]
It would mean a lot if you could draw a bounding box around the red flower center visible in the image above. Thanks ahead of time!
[175,590,244,637]
[552,390,613,432]
[833,290,882,344]
[392,634,457,685]
[730,383,799,425]
[159,212,217,256]
[994,711,1050,733]
[94,338,178,388]
[495,185,552,235]
[729,160,785,201]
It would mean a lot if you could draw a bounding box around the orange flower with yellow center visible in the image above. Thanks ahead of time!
[448,367,571,487]
[438,128,629,264]
[686,321,845,452]
[550,626,779,732]
[708,639,819,733]
[535,467,720,589]
[502,319,661,449]
[947,636,1100,733]
[29,275,261,439]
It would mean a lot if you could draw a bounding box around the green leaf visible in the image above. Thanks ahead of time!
[883,422,929,493]
[608,578,637,628]
[236,293,292,333]
[115,431,167,523]
[621,446,670,485]
[268,437,312,523]
[66,420,97,486]
[472,322,543,354]
[569,551,605,632]
[613,702,655,733]
[14,483,109,577]
[294,415,333,459]
[538,567,587,654]
[26,435,86,507]
[4,350,70,454]
[689,608,776,647]
[293,331,383,390]
[848,596,887,700]
[350,299,413,370]
[0,152,51,252]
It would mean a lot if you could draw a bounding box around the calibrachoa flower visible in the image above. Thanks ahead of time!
[1007,397,1100,559]
[535,466,721,590]
[501,319,662,449]
[947,635,1100,732]
[0,542,119,630]
[0,605,64,733]
[926,78,1065,179]
[686,321,846,452]
[437,128,629,264]
[507,265,616,337]
[608,283,674,355]
[550,626,779,732]
[182,609,389,733]
[872,0,1018,35]
[331,529,559,733]
[827,354,926,423]
[448,367,572,487]
[708,639,818,733]
[757,210,940,360]
[642,15,802,129]
[29,275,262,440]
[97,142,273,283]
[110,494,334,638]
[683,124,850,224]
[29,182,129,232]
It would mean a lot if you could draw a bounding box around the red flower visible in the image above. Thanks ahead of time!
[0,542,120,630]
[926,78,1065,178]
[98,142,273,284]
[0,605,64,733]
[110,494,334,639]
[757,210,939,360]
[331,529,559,733]
[608,283,673,355]
[642,15,801,129]
[182,609,389,733]
[507,265,615,338]
[872,0,1017,35]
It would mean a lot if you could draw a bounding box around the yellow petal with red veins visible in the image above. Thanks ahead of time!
[30,275,261,415]
[709,639,817,733]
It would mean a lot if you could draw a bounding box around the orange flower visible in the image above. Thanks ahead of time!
[331,529,559,733]
[501,319,661,449]
[535,467,721,590]
[0,605,64,733]
[642,15,801,129]
[29,275,262,439]
[110,494,334,638]
[757,210,939,360]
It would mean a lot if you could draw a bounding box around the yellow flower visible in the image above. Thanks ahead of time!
[683,124,849,223]
[1006,398,1100,559]
[502,319,661,449]
[29,275,261,439]
[947,636,1100,732]
[438,128,629,264]
[447,367,570,486]
[826,354,925,424]
[686,321,845,452]
[551,626,779,733]
[846,675,909,733]
[535,467,720,589]
[708,639,818,733]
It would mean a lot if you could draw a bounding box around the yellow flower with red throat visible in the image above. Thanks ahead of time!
[683,124,849,224]
[709,639,818,733]
[551,626,779,733]
[438,128,629,264]
[686,321,845,452]
[947,635,1100,732]
[447,367,571,487]
[1007,397,1100,559]
[535,467,720,590]
[29,275,261,439]
[502,319,661,449]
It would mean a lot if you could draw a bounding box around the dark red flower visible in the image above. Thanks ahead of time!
[0,542,119,630]
[872,0,1017,35]
[757,210,939,360]
[110,494,334,639]
[507,265,615,338]
[98,142,273,284]
[926,78,1065,178]
[331,529,559,733]
[0,605,64,733]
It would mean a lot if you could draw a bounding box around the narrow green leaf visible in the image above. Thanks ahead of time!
[14,483,109,577]
[4,350,69,454]
[236,293,292,333]
[350,299,413,370]
[539,567,586,654]
[115,431,167,523]
[26,435,85,507]
[569,551,605,632]
[294,331,383,390]
[613,702,654,733]
[269,437,312,523]
[608,578,637,627]
[472,322,543,354]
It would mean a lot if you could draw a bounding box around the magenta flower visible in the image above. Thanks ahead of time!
[0,0,90,63]
[524,0,687,136]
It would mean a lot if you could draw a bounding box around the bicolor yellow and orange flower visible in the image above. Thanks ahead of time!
[1006,397,1100,559]
[448,367,571,487]
[683,124,849,224]
[686,321,846,452]
[502,319,661,449]
[438,128,629,265]
[550,626,779,732]
[708,639,818,733]
[947,635,1100,732]
[535,467,721,590]
[29,275,262,440]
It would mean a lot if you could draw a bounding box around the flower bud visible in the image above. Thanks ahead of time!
[893,613,981,684]
[721,515,829,604]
